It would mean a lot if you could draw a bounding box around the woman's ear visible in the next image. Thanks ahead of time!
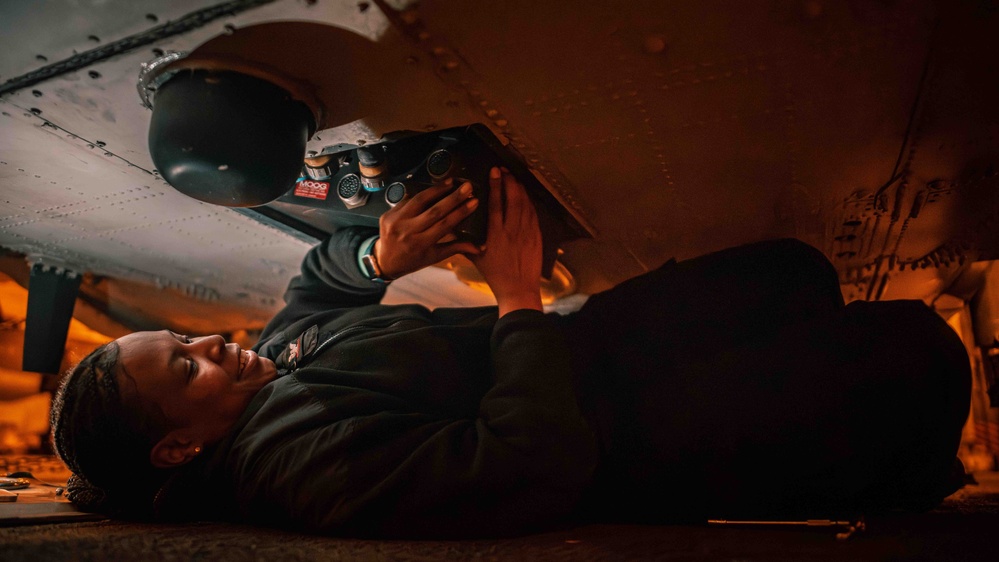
[150,431,202,468]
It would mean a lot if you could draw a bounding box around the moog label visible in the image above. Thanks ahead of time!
[294,180,330,200]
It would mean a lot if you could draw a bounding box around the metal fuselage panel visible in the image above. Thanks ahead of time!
[1,0,996,332]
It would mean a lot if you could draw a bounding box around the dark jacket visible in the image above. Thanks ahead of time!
[171,226,598,538]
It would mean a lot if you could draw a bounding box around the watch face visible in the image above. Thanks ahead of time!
[360,254,379,280]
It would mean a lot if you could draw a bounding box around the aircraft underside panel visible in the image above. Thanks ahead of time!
[1,0,996,327]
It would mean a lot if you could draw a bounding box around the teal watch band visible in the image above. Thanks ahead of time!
[359,235,390,283]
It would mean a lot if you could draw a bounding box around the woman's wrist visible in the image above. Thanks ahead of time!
[372,239,396,281]
[496,292,543,317]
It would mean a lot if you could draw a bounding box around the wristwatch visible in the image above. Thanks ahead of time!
[360,237,391,283]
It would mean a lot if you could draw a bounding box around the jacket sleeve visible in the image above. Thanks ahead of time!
[230,310,599,538]
[255,226,383,353]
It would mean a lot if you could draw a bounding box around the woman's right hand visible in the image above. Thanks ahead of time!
[471,167,543,317]
[374,179,482,280]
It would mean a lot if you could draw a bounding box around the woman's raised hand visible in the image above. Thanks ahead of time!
[374,179,483,280]
[471,167,543,316]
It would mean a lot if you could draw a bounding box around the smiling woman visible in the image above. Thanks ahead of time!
[115,331,277,469]
[50,331,278,515]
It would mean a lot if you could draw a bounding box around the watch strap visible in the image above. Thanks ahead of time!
[359,236,390,283]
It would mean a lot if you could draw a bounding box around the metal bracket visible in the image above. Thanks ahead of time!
[22,263,82,375]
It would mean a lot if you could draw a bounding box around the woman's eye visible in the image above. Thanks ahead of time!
[186,358,197,380]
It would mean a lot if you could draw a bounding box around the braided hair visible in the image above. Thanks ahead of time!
[50,341,174,517]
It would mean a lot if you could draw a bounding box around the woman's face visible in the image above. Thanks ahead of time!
[115,330,277,449]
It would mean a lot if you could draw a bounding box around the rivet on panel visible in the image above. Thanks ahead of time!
[400,10,419,25]
[643,35,667,54]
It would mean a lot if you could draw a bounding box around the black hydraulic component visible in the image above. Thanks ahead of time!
[22,264,82,374]
[266,124,591,275]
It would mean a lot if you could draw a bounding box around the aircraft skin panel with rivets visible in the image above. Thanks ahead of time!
[0,0,996,342]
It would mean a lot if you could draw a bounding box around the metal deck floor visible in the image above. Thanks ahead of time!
[2,471,996,561]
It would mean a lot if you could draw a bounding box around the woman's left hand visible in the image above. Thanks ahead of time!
[470,167,544,316]
[374,179,483,280]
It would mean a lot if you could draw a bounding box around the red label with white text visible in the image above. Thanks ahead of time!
[294,180,330,200]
